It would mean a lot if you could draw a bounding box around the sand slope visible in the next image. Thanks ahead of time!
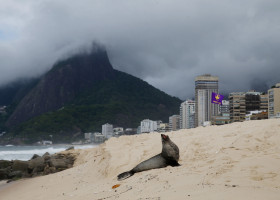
[0,119,280,200]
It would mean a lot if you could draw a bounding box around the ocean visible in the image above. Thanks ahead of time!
[0,144,98,161]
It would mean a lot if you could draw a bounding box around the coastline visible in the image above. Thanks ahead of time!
[0,119,279,200]
[0,180,7,189]
[0,143,99,161]
[0,180,17,191]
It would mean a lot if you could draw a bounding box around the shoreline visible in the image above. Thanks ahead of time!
[0,180,15,191]
[0,180,7,188]
[0,143,99,161]
[0,119,279,200]
[0,143,102,147]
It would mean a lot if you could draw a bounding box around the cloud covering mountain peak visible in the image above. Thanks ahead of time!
[1,0,279,99]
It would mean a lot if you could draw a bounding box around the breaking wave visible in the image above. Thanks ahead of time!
[0,145,98,161]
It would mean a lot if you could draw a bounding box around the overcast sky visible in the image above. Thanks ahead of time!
[0,0,279,100]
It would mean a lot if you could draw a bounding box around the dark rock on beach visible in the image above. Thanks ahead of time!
[0,151,77,182]
[30,154,40,160]
[0,160,12,180]
[8,170,23,179]
[28,156,45,175]
[12,160,29,172]
[0,168,9,180]
[0,160,12,169]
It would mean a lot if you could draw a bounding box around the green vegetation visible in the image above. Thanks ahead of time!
[0,113,7,132]
[8,70,181,144]
[0,78,40,106]
[0,78,39,134]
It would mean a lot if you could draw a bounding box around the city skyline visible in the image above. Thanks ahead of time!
[93,81,278,135]
[0,1,280,100]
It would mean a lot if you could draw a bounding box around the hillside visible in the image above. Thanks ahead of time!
[0,78,40,107]
[1,119,279,199]
[0,78,40,132]
[3,46,181,144]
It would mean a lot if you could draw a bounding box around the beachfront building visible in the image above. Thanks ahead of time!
[180,100,195,129]
[220,100,230,115]
[229,90,267,122]
[140,119,157,133]
[113,127,124,136]
[229,92,246,122]
[245,90,261,112]
[268,83,280,118]
[169,115,180,131]
[250,111,268,120]
[84,132,94,142]
[246,110,268,121]
[137,126,141,134]
[195,74,219,127]
[124,128,137,135]
[102,123,113,139]
[260,94,268,111]
[211,100,230,126]
[93,132,106,143]
[158,122,169,132]
[156,120,163,131]
[211,115,230,125]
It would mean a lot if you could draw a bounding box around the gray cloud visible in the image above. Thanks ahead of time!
[0,0,279,99]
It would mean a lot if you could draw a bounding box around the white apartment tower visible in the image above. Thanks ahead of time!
[140,119,157,133]
[180,100,195,129]
[195,74,219,127]
[102,123,113,139]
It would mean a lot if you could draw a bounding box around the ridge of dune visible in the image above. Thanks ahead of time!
[0,119,280,200]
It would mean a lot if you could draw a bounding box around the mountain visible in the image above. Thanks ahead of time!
[0,78,40,133]
[0,78,41,107]
[6,48,115,128]
[3,46,181,144]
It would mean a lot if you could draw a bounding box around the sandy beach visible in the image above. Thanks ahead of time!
[0,119,280,200]
[0,180,9,189]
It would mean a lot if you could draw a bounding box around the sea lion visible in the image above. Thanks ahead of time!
[117,134,180,181]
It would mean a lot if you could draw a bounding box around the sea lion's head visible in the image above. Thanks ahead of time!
[161,134,170,143]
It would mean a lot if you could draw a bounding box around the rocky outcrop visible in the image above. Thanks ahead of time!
[0,151,77,182]
[6,47,115,127]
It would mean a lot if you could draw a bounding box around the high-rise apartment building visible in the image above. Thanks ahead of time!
[229,92,246,122]
[180,100,195,129]
[268,83,280,118]
[169,115,180,131]
[260,94,268,111]
[245,91,261,112]
[229,91,266,122]
[140,119,157,133]
[195,74,219,127]
[102,123,113,139]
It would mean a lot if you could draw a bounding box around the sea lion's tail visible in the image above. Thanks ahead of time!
[117,170,134,181]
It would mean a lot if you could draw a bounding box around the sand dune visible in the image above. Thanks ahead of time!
[0,119,280,200]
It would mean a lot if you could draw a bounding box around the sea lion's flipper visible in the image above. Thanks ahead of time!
[117,170,134,181]
[168,160,181,167]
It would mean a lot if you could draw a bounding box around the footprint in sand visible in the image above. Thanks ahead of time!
[251,171,277,181]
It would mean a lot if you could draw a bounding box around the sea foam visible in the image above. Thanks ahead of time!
[0,145,97,161]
